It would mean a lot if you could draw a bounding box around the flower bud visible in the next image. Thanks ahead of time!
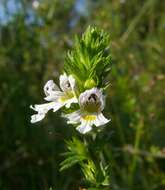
[84,79,96,89]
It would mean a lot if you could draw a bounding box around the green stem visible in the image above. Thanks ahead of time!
[121,0,155,43]
[111,100,126,145]
[129,118,144,187]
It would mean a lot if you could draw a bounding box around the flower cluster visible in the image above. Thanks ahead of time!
[30,73,110,134]
[30,26,111,134]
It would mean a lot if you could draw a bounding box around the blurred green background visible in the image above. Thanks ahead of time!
[0,0,165,189]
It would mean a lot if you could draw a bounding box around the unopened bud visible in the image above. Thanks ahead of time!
[84,79,96,89]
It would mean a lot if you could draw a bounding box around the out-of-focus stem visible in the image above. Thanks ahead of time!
[129,117,144,187]
[120,0,155,43]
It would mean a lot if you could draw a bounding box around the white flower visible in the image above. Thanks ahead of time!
[32,0,39,9]
[64,88,110,134]
[30,73,78,123]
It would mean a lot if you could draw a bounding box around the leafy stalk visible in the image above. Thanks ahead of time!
[60,138,110,189]
[64,26,111,94]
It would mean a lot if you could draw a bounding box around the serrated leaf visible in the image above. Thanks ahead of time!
[64,26,111,94]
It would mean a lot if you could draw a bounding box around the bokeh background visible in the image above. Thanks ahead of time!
[0,0,165,189]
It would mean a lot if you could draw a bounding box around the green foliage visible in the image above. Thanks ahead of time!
[81,160,110,188]
[60,138,88,171]
[60,138,110,189]
[64,26,111,93]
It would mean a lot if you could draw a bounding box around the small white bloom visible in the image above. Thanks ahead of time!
[64,88,110,134]
[32,0,39,9]
[30,73,78,123]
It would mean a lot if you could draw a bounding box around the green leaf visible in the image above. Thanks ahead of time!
[60,138,89,171]
[64,26,111,94]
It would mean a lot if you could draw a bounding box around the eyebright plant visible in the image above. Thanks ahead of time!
[30,26,111,134]
[30,26,111,189]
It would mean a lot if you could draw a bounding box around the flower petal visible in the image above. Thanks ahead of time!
[44,80,60,96]
[94,113,110,127]
[65,97,78,108]
[30,102,64,123]
[79,87,105,112]
[31,113,46,123]
[30,103,54,123]
[52,102,65,112]
[59,73,69,92]
[63,110,81,124]
[44,91,64,101]
[76,120,92,134]
[68,75,76,91]
[30,103,55,113]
